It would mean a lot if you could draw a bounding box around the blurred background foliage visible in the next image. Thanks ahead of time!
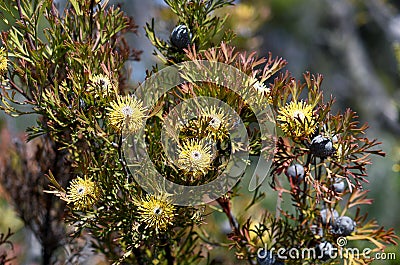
[0,0,399,263]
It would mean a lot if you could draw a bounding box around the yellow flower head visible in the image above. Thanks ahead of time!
[88,74,113,95]
[135,194,176,233]
[277,100,316,139]
[201,106,228,132]
[0,47,8,74]
[177,139,212,175]
[106,95,147,134]
[67,176,100,211]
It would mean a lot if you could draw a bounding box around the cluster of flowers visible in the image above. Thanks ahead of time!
[253,66,397,264]
[0,0,396,263]
[61,72,182,232]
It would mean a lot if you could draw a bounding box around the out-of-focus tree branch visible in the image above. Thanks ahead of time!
[325,0,400,134]
[365,0,400,42]
[0,128,69,264]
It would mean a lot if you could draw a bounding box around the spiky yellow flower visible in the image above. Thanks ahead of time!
[0,47,8,74]
[88,74,113,95]
[177,139,212,175]
[135,194,176,233]
[66,176,100,211]
[106,95,147,134]
[201,106,229,132]
[276,101,316,139]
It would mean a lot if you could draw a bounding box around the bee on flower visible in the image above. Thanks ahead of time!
[134,194,176,233]
[106,95,147,135]
[66,176,100,211]
[276,100,316,139]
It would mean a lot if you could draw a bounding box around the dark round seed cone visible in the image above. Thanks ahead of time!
[170,25,191,49]
[310,135,335,157]
[257,249,277,265]
[333,181,345,193]
[332,216,356,236]
[285,164,305,184]
[320,208,339,225]
[316,241,334,261]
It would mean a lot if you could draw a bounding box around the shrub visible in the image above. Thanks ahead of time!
[0,0,397,264]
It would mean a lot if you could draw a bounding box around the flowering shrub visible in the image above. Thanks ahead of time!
[0,0,397,264]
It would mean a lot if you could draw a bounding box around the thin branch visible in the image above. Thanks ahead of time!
[364,0,400,42]
[16,0,35,51]
[216,197,239,234]
[8,79,33,102]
